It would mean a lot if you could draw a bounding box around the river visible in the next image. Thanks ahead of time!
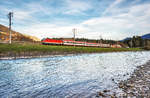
[0,51,150,97]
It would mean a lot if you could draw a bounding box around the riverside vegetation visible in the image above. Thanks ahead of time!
[0,43,143,59]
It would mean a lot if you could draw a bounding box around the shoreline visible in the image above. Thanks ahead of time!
[0,52,78,60]
[0,50,146,60]
[97,60,150,97]
[118,60,150,97]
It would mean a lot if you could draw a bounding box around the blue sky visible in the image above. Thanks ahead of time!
[0,0,150,40]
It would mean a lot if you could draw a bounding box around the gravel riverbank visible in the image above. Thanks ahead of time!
[97,60,150,98]
[119,60,150,97]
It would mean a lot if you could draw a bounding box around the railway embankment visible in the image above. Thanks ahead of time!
[0,43,144,59]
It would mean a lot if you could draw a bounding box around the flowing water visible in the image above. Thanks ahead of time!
[0,51,150,98]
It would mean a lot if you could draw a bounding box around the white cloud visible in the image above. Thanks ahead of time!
[103,0,125,15]
[1,0,150,40]
[80,3,150,39]
[26,2,54,15]
[15,2,150,40]
[64,0,93,15]
[14,10,32,20]
[15,23,76,39]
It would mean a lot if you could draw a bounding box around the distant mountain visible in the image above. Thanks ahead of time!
[0,24,40,42]
[121,33,150,42]
[141,33,150,40]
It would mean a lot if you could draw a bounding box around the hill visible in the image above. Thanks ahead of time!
[121,33,150,41]
[0,24,40,42]
[141,33,150,40]
[121,33,150,48]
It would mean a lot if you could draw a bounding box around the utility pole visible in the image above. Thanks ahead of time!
[8,12,13,44]
[99,35,101,47]
[131,38,132,48]
[72,28,77,47]
[72,28,77,41]
[99,35,102,43]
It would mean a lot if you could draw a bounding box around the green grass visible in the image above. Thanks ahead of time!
[0,43,143,54]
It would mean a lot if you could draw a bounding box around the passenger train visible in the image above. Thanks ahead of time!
[42,38,121,48]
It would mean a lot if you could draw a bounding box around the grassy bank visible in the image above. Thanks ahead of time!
[0,43,143,58]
